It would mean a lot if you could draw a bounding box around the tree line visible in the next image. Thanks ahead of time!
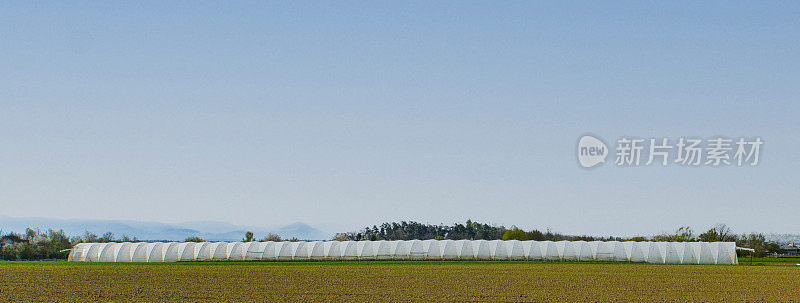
[332,220,506,241]
[1,229,72,260]
[332,220,619,242]
[0,222,787,260]
[0,229,148,261]
[0,228,304,260]
[333,221,780,257]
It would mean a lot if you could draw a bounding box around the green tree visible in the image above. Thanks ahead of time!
[185,236,204,242]
[651,234,672,242]
[698,229,718,242]
[262,233,282,242]
[766,242,781,254]
[465,219,476,239]
[737,233,767,257]
[81,231,99,243]
[674,226,694,242]
[243,231,255,242]
[99,232,114,243]
[16,242,34,260]
[1,244,17,260]
[502,227,530,241]
[331,233,348,241]
[526,229,545,241]
[30,234,49,257]
[25,228,38,241]
[651,227,693,242]
[47,229,72,259]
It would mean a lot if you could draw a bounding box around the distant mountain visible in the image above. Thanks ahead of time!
[0,215,330,241]
[275,222,329,240]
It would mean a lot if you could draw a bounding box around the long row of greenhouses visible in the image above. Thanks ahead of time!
[68,240,738,264]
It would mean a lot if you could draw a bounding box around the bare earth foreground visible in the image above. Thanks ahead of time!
[1,261,798,302]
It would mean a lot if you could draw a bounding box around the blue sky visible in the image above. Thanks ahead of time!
[1,1,798,236]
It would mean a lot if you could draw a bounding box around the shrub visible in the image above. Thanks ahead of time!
[262,233,282,242]
[185,236,204,242]
[2,244,17,260]
[502,227,530,241]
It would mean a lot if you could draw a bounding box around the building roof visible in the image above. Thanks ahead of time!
[779,244,799,250]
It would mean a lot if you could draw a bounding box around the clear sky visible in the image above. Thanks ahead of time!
[1,1,797,236]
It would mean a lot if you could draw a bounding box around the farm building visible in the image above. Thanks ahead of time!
[68,240,738,264]
[779,243,799,255]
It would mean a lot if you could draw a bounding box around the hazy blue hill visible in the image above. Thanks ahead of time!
[0,215,329,241]
[275,222,329,240]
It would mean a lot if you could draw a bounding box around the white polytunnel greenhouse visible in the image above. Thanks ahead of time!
[67,240,738,264]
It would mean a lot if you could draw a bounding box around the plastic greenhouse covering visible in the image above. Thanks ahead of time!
[68,240,738,264]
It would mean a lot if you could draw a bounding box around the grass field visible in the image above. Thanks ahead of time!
[1,261,799,302]
[738,256,800,266]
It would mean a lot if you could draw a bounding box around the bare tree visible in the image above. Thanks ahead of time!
[713,224,735,241]
[262,233,282,242]
[699,223,735,242]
